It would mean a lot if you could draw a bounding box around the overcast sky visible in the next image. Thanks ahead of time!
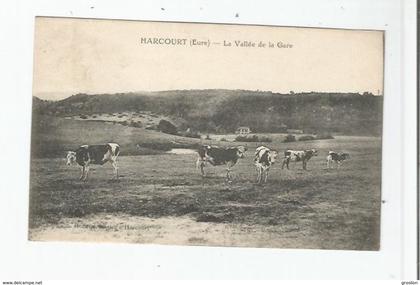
[33,17,384,100]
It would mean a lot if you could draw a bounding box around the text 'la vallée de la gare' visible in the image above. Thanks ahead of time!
[140,37,294,49]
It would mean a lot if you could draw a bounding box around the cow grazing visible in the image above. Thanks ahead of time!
[66,143,120,181]
[326,151,350,168]
[254,146,278,184]
[196,145,247,181]
[282,149,318,170]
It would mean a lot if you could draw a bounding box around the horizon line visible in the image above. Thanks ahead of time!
[33,89,384,101]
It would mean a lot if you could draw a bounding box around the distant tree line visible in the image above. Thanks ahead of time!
[32,90,383,136]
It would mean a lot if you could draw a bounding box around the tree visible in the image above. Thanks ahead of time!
[158,120,177,135]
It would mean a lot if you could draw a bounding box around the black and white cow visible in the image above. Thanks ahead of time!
[282,149,318,170]
[326,151,350,168]
[66,143,120,181]
[254,146,278,184]
[196,145,247,181]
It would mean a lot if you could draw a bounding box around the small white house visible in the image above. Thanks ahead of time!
[236,126,251,135]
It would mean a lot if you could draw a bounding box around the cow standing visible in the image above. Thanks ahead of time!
[66,143,120,181]
[254,146,278,184]
[326,151,350,168]
[282,149,318,170]
[196,145,247,181]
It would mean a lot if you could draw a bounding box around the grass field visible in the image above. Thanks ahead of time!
[29,134,381,250]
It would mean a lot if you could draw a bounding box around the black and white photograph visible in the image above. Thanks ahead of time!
[29,17,384,251]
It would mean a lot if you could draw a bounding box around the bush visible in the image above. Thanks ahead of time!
[235,135,258,142]
[220,137,227,142]
[170,142,201,149]
[283,134,296,143]
[298,135,315,141]
[316,133,335,140]
[205,134,211,140]
[145,125,156,130]
[235,135,272,142]
[158,120,177,135]
[79,115,88,119]
[129,121,142,128]
[178,130,201,139]
[183,132,201,139]
[137,142,172,151]
[258,136,273,142]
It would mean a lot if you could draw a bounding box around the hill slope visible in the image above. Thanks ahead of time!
[30,115,203,158]
[33,90,383,135]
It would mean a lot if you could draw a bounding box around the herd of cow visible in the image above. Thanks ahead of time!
[66,142,350,183]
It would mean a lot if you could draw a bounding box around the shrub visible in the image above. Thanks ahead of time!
[129,121,142,128]
[145,125,156,130]
[205,134,211,140]
[178,130,201,139]
[298,135,315,141]
[170,142,201,149]
[316,133,335,140]
[258,136,273,142]
[235,135,272,142]
[137,142,172,151]
[220,138,227,142]
[184,133,201,139]
[283,134,296,143]
[158,120,177,135]
[79,115,88,119]
[235,135,258,142]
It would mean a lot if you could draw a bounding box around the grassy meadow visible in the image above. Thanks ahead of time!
[29,117,381,250]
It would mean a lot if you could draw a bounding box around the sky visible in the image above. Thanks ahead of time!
[33,17,384,100]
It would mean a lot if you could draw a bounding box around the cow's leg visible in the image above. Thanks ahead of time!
[226,167,231,182]
[303,160,307,170]
[111,160,119,179]
[326,156,330,168]
[83,165,90,181]
[226,161,234,182]
[281,158,289,170]
[196,157,206,177]
[264,168,269,183]
[79,166,85,180]
[256,166,262,183]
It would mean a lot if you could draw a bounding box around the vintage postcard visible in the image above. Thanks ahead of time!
[29,17,384,250]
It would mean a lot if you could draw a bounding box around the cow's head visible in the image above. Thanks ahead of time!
[66,151,76,165]
[236,146,247,158]
[269,150,279,163]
